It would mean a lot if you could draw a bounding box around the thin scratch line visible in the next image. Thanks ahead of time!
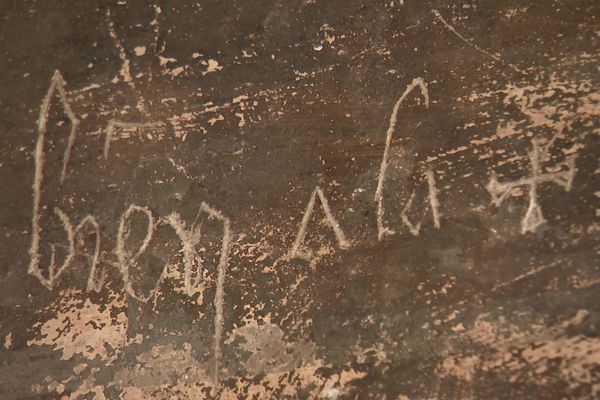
[106,8,136,89]
[104,120,160,159]
[431,9,524,74]
[167,157,203,184]
[493,259,565,291]
[152,2,164,55]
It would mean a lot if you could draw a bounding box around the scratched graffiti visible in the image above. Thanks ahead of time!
[28,70,586,296]
[2,1,600,399]
[487,134,576,234]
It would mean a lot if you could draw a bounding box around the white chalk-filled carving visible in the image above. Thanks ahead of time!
[164,212,204,296]
[29,207,75,289]
[116,204,165,302]
[165,204,232,384]
[289,185,351,261]
[196,203,231,385]
[487,134,577,234]
[74,215,105,292]
[117,203,231,383]
[37,70,81,183]
[400,169,442,236]
[29,70,80,289]
[375,77,430,241]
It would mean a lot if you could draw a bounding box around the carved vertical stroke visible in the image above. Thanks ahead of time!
[374,78,429,240]
[29,70,80,288]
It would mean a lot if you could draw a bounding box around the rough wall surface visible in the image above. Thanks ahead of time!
[0,0,599,398]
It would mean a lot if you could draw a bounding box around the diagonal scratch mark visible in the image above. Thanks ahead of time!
[492,259,566,291]
[431,9,525,75]
[106,8,136,90]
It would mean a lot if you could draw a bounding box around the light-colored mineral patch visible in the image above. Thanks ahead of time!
[27,289,127,362]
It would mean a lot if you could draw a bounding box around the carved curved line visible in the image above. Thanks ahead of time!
[164,212,203,296]
[74,215,104,292]
[29,207,75,289]
[116,204,162,303]
[375,78,430,241]
[29,71,80,288]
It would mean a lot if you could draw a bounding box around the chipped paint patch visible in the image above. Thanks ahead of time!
[439,310,600,393]
[27,289,127,362]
